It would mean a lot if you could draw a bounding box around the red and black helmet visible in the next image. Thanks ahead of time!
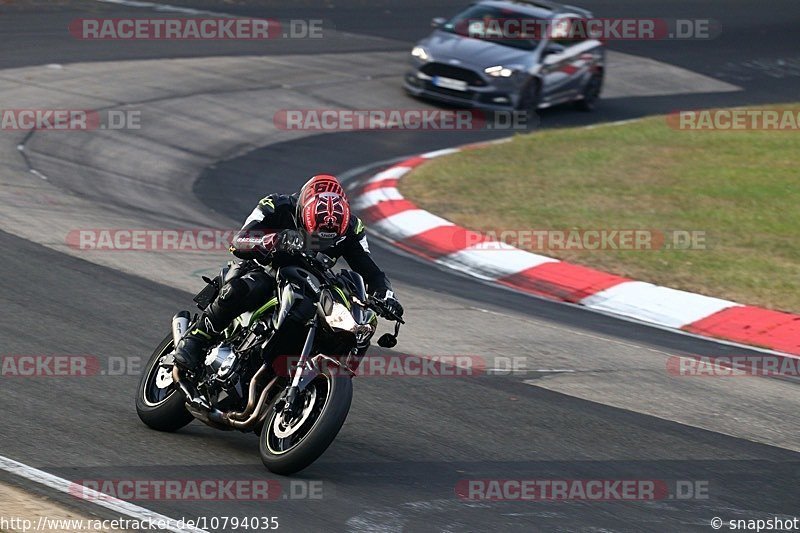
[297,174,351,240]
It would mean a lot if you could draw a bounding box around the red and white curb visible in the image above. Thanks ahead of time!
[353,143,800,357]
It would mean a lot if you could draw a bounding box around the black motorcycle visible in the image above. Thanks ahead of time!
[136,251,403,475]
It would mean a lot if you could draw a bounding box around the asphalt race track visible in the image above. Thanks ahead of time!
[2,227,799,531]
[0,1,798,532]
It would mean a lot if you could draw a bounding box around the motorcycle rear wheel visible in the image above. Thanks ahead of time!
[136,333,193,432]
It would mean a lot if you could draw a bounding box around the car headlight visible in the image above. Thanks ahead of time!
[484,65,516,77]
[411,46,431,62]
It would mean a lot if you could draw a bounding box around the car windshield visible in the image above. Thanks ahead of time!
[441,5,543,51]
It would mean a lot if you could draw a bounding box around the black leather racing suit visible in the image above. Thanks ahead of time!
[195,193,392,355]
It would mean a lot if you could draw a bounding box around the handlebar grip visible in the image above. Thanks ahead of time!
[371,299,405,324]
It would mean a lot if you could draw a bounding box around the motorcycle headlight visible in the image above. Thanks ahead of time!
[484,65,516,77]
[325,302,359,333]
[411,45,431,62]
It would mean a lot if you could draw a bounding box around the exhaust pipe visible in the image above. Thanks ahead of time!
[171,311,191,347]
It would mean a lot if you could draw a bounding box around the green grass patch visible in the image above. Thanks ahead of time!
[400,106,800,312]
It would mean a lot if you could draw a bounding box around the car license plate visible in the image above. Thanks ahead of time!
[432,76,467,91]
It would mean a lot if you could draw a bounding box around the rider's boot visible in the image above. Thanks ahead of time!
[174,272,274,371]
[173,316,221,372]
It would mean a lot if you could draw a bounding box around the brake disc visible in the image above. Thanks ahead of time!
[272,386,318,438]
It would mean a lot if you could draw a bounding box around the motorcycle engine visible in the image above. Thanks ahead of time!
[203,344,245,409]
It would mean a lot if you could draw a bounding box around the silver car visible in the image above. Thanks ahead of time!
[404,0,605,112]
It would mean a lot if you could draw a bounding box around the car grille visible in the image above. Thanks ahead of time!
[424,82,476,101]
[419,63,486,86]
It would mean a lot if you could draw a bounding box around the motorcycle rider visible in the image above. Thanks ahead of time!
[173,174,403,371]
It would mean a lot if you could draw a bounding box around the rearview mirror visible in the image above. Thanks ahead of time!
[431,17,446,29]
[377,333,398,348]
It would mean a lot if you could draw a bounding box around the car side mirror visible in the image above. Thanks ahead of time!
[542,44,564,64]
[431,17,446,29]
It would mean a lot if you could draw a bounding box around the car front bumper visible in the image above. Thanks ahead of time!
[403,70,521,111]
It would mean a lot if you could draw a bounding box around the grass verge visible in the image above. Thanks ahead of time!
[400,106,800,312]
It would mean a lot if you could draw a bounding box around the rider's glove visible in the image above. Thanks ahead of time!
[373,289,403,318]
[276,229,305,254]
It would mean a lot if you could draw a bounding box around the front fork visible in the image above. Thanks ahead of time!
[274,321,317,417]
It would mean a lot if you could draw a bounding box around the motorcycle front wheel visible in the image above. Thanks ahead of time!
[259,364,352,475]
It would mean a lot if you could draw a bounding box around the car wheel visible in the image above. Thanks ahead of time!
[576,71,603,112]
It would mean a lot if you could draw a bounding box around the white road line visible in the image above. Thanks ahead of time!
[0,454,208,533]
[582,117,645,129]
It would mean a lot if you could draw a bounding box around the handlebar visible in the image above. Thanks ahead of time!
[367,295,405,324]
[298,252,405,324]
